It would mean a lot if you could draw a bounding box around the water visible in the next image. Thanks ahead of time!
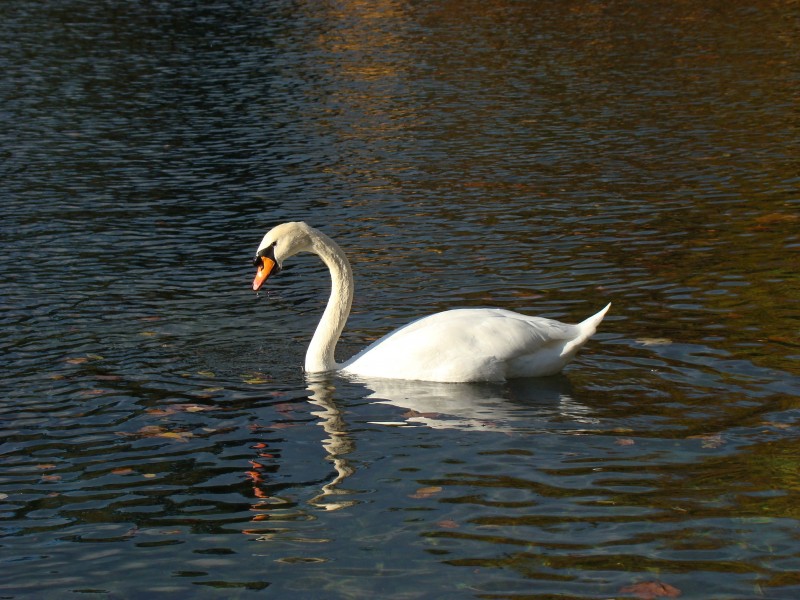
[2,0,799,598]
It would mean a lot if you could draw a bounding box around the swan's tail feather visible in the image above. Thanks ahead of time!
[578,302,610,336]
[560,303,610,359]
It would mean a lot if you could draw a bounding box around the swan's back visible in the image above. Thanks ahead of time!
[341,304,609,383]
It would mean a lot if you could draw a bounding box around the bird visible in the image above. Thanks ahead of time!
[252,222,609,383]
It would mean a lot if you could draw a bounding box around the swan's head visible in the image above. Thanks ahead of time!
[252,221,317,291]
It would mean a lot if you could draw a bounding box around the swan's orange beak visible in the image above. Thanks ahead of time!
[252,256,277,291]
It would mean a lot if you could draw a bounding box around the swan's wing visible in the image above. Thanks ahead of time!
[342,308,582,382]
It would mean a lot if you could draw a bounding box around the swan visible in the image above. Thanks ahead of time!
[252,222,610,383]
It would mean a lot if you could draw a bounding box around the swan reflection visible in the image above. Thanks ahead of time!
[301,375,597,508]
[305,378,357,511]
[246,375,598,538]
[353,375,597,431]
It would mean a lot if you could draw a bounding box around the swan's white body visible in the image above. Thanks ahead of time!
[253,222,609,383]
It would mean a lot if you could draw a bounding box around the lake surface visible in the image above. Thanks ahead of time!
[2,0,799,598]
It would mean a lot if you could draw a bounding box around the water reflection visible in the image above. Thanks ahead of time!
[306,378,356,511]
[255,374,597,524]
[281,375,601,513]
[355,375,597,430]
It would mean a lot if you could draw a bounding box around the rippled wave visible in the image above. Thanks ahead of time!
[2,0,798,597]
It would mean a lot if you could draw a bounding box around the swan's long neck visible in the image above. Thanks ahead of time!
[305,231,353,373]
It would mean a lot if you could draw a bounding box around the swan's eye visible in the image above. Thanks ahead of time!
[254,241,278,267]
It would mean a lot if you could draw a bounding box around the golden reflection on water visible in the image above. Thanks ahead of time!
[297,0,800,379]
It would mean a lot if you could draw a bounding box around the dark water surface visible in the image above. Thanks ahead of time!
[2,1,799,598]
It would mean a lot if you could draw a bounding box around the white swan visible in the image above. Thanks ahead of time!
[252,222,610,383]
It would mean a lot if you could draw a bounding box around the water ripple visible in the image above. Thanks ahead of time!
[2,0,799,597]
